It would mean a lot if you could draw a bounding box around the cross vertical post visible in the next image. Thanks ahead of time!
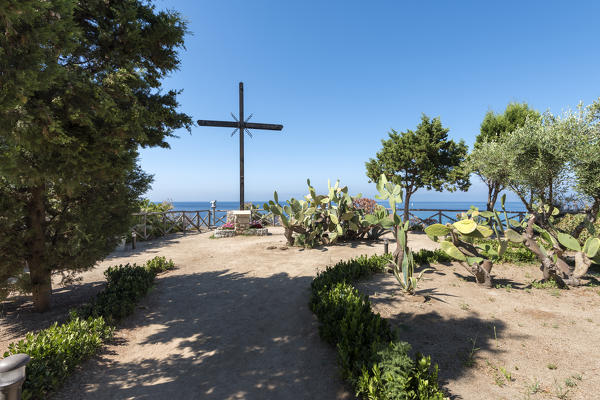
[239,82,244,210]
[196,82,283,212]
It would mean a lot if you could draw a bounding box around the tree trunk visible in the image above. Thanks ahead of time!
[473,260,493,287]
[27,185,52,312]
[486,185,493,211]
[572,199,599,239]
[521,214,570,287]
[487,182,502,211]
[403,191,412,224]
[283,227,294,246]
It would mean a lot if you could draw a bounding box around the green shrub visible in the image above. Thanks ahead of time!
[357,342,444,400]
[311,254,391,295]
[412,249,453,265]
[474,239,537,264]
[77,263,155,322]
[3,257,175,399]
[554,213,600,245]
[145,256,175,275]
[310,254,444,399]
[3,315,112,400]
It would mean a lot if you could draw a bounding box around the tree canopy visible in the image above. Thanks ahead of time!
[475,104,596,222]
[365,114,470,221]
[0,0,192,311]
[470,102,540,210]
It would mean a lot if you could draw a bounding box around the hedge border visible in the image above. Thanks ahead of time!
[309,253,446,399]
[2,256,174,400]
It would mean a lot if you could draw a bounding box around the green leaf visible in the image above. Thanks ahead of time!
[364,214,377,224]
[557,232,581,252]
[376,174,387,193]
[440,241,466,261]
[342,212,354,221]
[380,217,394,229]
[583,237,600,258]
[466,256,483,265]
[539,230,557,246]
[330,213,339,224]
[475,225,493,238]
[497,241,508,258]
[425,224,450,238]
[274,191,279,204]
[508,219,520,228]
[336,224,343,235]
[452,219,477,234]
[479,211,494,218]
[505,229,523,243]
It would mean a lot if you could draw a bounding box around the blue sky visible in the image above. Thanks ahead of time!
[142,0,600,202]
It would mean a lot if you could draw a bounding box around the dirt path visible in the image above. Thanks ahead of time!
[7,227,596,399]
[36,227,411,400]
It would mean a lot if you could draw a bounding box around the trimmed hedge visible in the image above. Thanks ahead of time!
[2,256,175,400]
[3,316,112,400]
[310,254,445,399]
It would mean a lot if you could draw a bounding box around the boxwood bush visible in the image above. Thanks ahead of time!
[310,254,445,399]
[2,256,175,399]
[3,316,112,400]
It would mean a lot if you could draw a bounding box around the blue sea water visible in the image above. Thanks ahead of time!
[170,200,527,225]
[171,200,527,212]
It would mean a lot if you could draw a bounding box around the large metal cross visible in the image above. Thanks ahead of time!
[197,82,283,210]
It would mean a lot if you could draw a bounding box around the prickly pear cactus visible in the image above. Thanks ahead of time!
[373,174,428,294]
[263,179,387,247]
[424,195,520,287]
[517,205,600,286]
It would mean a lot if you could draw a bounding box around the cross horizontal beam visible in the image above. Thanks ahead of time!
[197,120,283,131]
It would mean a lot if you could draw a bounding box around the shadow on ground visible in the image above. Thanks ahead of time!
[357,272,527,398]
[105,231,203,260]
[53,270,352,400]
[1,281,107,346]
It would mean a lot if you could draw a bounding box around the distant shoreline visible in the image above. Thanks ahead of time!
[166,200,528,212]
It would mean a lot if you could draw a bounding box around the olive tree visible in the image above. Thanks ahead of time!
[470,103,539,210]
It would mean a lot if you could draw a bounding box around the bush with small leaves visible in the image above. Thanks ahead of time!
[310,254,444,399]
[3,315,112,400]
[3,257,176,399]
[145,256,176,275]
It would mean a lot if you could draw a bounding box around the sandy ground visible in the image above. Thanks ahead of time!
[356,238,600,400]
[1,228,599,399]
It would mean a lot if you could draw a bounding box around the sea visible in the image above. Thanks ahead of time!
[169,200,527,225]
